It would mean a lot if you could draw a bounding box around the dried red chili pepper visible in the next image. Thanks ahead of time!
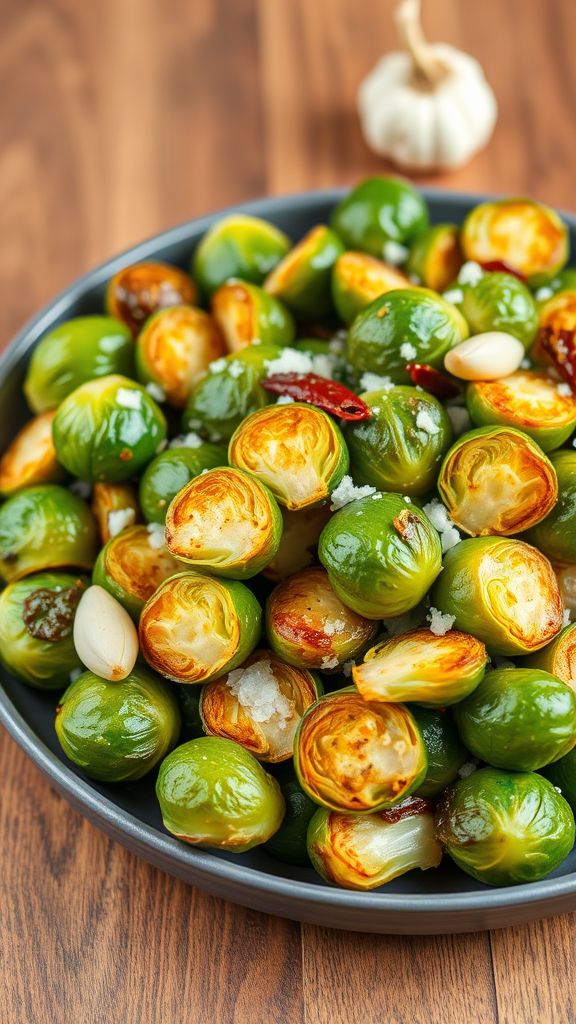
[539,327,576,390]
[261,373,371,420]
[478,260,527,282]
[405,362,461,401]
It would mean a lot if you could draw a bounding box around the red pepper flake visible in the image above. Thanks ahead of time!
[405,362,461,401]
[261,373,371,421]
[539,327,576,390]
[119,447,133,461]
[479,260,527,282]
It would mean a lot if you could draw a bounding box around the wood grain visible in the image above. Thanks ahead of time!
[1,0,576,1021]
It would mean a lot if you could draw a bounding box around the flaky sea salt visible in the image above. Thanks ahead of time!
[264,347,337,379]
[342,660,354,678]
[107,508,136,538]
[382,240,409,265]
[557,382,573,397]
[423,498,461,553]
[276,395,295,405]
[209,357,227,374]
[563,608,572,627]
[321,655,340,671]
[359,372,394,393]
[169,432,203,449]
[400,341,417,361]
[330,475,376,510]
[443,287,464,305]
[146,381,166,402]
[116,387,142,409]
[227,659,292,728]
[323,618,346,636]
[457,261,484,286]
[228,361,245,379]
[427,606,456,636]
[535,286,554,301]
[416,408,440,436]
[146,523,166,550]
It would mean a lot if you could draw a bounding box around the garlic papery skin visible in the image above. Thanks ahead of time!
[357,0,497,172]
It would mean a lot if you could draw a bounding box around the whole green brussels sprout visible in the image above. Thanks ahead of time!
[52,375,167,482]
[527,451,576,563]
[155,736,285,851]
[436,768,575,885]
[451,271,538,348]
[0,572,86,688]
[264,225,344,318]
[265,776,318,866]
[106,261,197,336]
[211,280,295,352]
[318,493,442,619]
[0,484,98,583]
[192,214,291,296]
[135,305,226,408]
[331,251,411,326]
[466,370,576,453]
[461,198,568,287]
[346,386,453,497]
[411,707,468,800]
[330,177,429,256]
[24,316,134,413]
[92,523,181,620]
[55,668,181,781]
[0,411,65,498]
[406,224,463,293]
[454,668,576,771]
[139,442,227,524]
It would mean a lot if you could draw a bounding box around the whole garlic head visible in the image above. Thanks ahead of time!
[358,0,497,171]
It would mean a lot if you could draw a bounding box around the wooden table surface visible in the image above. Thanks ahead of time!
[2,1,576,1021]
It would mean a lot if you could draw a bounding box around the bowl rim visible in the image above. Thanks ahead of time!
[2,185,576,920]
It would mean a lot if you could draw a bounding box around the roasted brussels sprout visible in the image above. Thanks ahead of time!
[330,177,429,256]
[307,797,442,890]
[454,272,538,348]
[211,280,295,352]
[52,375,167,483]
[466,370,576,453]
[319,493,442,619]
[432,537,563,656]
[182,343,281,443]
[437,426,557,536]
[406,224,463,293]
[105,260,197,336]
[346,386,453,497]
[353,629,487,706]
[527,451,576,563]
[155,736,285,850]
[0,572,86,688]
[347,288,468,382]
[0,411,64,497]
[139,571,261,684]
[0,485,98,583]
[265,567,377,670]
[92,524,181,620]
[229,403,349,510]
[264,225,344,318]
[265,776,318,865]
[538,288,576,338]
[555,564,576,619]
[294,690,427,812]
[193,215,291,296]
[436,768,575,885]
[454,668,576,771]
[522,624,576,692]
[55,668,181,782]
[461,198,569,287]
[411,707,468,799]
[91,482,140,544]
[135,305,226,407]
[331,251,411,325]
[262,504,332,582]
[24,316,134,413]
[139,442,226,524]
[200,649,321,762]
[165,467,282,579]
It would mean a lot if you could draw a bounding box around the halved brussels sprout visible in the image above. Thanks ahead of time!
[92,524,181,620]
[307,798,442,891]
[156,736,285,851]
[165,467,282,579]
[531,290,576,366]
[454,272,538,348]
[52,374,167,483]
[182,343,281,443]
[0,485,98,583]
[139,571,261,683]
[454,667,576,771]
[0,411,64,497]
[55,668,181,781]
[211,280,295,352]
[406,224,463,292]
[461,198,569,286]
[135,305,226,407]
[331,252,411,326]
[432,537,563,656]
[264,776,318,866]
[200,649,321,762]
[24,316,134,413]
[105,260,197,336]
[139,442,226,524]
[435,767,575,885]
[467,371,576,452]
[192,215,291,296]
[411,707,468,800]
[527,451,576,563]
[346,386,453,497]
[330,177,429,256]
[0,572,86,688]
[263,504,332,582]
[264,225,344,318]
[522,624,576,692]
[229,403,348,510]
[437,426,557,536]
[294,689,427,812]
[347,288,468,383]
[353,629,487,706]
[265,566,377,670]
[91,482,140,544]
[319,493,442,619]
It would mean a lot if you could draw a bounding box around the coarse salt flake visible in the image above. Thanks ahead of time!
[209,357,227,374]
[265,348,314,377]
[382,240,409,265]
[145,381,166,402]
[323,618,346,636]
[427,607,456,636]
[422,498,461,553]
[146,523,166,549]
[228,361,245,379]
[116,387,142,409]
[330,475,376,510]
[443,288,464,305]
[563,608,571,627]
[457,261,484,286]
[359,372,394,393]
[276,395,295,405]
[321,655,340,670]
[169,432,204,449]
[400,341,417,361]
[416,408,440,436]
[107,508,136,538]
[342,660,354,677]
[227,659,292,728]
[535,286,554,301]
[557,382,573,397]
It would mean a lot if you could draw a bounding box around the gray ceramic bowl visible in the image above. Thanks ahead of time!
[2,188,576,935]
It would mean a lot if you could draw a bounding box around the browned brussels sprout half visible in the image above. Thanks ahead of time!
[0,411,64,498]
[461,199,568,287]
[521,623,576,692]
[211,280,295,352]
[106,260,197,336]
[92,524,181,620]
[466,371,576,453]
[135,305,226,408]
[331,251,411,326]
[264,225,344,318]
[406,224,463,293]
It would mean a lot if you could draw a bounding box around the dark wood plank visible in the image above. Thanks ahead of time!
[490,917,576,1024]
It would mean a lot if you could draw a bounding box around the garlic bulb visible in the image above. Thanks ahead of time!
[358,0,497,171]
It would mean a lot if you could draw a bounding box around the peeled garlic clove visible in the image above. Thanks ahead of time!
[444,332,525,381]
[73,584,138,681]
